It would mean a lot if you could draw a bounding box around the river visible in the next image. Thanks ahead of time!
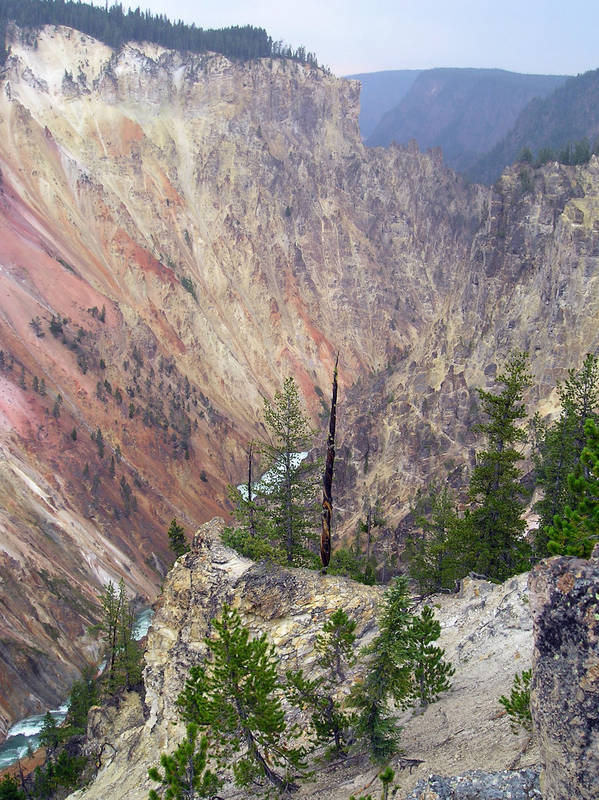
[0,607,154,769]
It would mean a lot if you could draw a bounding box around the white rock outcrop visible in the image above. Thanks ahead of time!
[68,518,536,800]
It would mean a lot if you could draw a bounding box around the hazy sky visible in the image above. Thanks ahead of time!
[116,0,599,77]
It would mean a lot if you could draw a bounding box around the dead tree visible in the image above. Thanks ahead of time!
[246,440,257,538]
[321,354,339,569]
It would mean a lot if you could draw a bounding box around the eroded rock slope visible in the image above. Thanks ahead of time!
[66,518,536,800]
[1,23,599,729]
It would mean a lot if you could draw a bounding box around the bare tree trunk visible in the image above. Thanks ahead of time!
[247,441,257,538]
[321,354,339,569]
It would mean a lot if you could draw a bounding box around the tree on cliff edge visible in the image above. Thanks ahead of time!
[168,517,189,559]
[224,377,319,567]
[468,351,532,581]
[532,353,599,557]
[348,577,413,763]
[260,377,319,566]
[176,605,307,792]
[95,579,142,693]
[547,417,599,557]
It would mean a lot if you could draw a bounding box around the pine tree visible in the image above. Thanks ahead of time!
[96,579,142,693]
[468,352,532,581]
[223,443,281,562]
[315,608,356,682]
[98,580,121,691]
[284,669,351,758]
[168,518,188,559]
[39,711,62,752]
[285,608,356,758]
[177,605,306,792]
[93,427,105,458]
[404,485,464,594]
[547,417,599,557]
[148,723,220,800]
[358,499,385,567]
[0,775,25,800]
[225,377,319,567]
[499,670,532,734]
[116,587,143,690]
[404,606,454,708]
[532,353,599,556]
[259,377,319,566]
[348,577,413,763]
[65,666,99,733]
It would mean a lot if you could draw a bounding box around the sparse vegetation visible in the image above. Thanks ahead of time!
[180,275,197,300]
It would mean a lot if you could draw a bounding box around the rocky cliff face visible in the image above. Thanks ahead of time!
[529,552,599,800]
[1,23,599,731]
[65,518,536,800]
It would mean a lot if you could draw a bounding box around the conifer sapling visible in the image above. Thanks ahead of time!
[348,577,414,763]
[404,605,454,708]
[148,723,220,800]
[177,605,307,792]
[285,607,357,758]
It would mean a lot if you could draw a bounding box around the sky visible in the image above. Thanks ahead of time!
[114,0,599,77]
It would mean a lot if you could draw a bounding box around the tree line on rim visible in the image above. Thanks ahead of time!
[0,0,320,67]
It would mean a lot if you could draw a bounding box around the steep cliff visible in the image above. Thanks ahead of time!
[66,518,536,800]
[1,23,599,732]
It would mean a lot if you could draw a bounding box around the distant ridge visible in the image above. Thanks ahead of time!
[365,68,567,174]
[470,68,599,183]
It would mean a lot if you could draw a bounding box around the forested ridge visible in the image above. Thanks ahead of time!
[0,0,320,66]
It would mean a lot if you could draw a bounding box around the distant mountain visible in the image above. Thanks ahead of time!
[470,68,599,183]
[346,69,421,140]
[366,68,567,173]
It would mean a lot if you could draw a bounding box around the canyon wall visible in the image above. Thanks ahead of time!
[1,23,599,730]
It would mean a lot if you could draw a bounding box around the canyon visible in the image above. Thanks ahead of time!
[1,22,599,738]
